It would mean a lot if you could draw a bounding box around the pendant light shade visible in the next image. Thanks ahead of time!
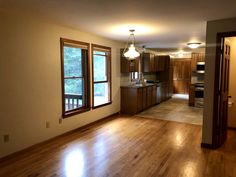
[123,29,140,60]
[124,44,140,59]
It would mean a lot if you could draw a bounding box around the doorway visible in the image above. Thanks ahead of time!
[212,32,236,148]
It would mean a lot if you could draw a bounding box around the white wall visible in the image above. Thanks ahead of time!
[0,11,123,158]
[202,17,236,144]
[227,37,236,128]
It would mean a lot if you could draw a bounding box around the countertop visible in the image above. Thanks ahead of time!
[121,83,155,88]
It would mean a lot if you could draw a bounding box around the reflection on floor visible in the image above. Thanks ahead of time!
[136,94,203,125]
[1,116,236,177]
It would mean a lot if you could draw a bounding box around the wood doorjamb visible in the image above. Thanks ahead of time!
[212,31,236,147]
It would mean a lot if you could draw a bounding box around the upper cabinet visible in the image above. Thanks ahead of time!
[120,49,140,73]
[191,53,205,72]
[120,49,171,74]
[143,54,170,73]
[142,53,155,72]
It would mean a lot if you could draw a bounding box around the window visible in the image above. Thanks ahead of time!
[131,72,139,81]
[60,38,90,117]
[92,44,111,108]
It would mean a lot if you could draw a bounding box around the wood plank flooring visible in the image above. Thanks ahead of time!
[0,115,236,177]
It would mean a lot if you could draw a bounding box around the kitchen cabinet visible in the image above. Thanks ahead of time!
[173,59,191,94]
[156,55,173,100]
[189,84,195,106]
[143,53,155,72]
[143,54,170,73]
[121,85,156,114]
[156,55,170,71]
[191,53,205,72]
[120,49,140,73]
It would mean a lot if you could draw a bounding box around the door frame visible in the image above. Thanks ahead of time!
[212,31,236,148]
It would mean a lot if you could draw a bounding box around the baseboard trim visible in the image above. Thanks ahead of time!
[201,143,216,149]
[0,112,120,163]
[228,127,236,131]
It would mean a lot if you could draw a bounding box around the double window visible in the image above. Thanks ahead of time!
[92,44,112,108]
[60,38,90,117]
[61,39,112,117]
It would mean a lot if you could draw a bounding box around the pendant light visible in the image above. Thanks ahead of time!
[123,29,140,60]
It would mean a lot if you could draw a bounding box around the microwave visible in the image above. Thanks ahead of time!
[196,62,205,73]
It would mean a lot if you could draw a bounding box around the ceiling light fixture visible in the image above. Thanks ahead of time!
[187,42,201,49]
[123,29,140,60]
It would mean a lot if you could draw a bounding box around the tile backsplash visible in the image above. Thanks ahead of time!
[120,72,157,86]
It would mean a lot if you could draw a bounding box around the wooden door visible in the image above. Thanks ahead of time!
[173,59,191,94]
[214,39,231,146]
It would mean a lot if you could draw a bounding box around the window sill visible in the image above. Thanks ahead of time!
[63,107,91,118]
[92,102,112,109]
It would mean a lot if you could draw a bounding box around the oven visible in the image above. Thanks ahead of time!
[194,83,204,107]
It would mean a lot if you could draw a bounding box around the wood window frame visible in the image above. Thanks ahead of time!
[91,44,112,109]
[60,38,91,118]
[131,72,139,82]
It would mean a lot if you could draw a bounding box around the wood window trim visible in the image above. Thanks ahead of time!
[60,38,91,118]
[91,44,112,109]
[131,72,139,82]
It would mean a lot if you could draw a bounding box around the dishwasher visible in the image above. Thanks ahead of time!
[156,84,161,104]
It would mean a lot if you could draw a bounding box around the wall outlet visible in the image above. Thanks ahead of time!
[59,118,62,124]
[46,121,50,128]
[3,134,9,143]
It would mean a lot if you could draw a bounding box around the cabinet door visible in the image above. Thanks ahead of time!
[191,53,205,72]
[120,49,139,73]
[137,88,143,112]
[142,87,147,109]
[191,53,197,72]
[121,87,138,114]
[143,53,155,72]
[152,86,157,105]
[156,56,165,71]
[189,85,195,106]
[129,58,139,72]
[147,86,153,107]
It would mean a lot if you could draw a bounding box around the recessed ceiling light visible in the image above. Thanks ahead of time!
[187,42,201,49]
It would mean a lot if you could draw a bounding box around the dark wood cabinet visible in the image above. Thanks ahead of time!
[156,55,173,100]
[143,53,155,72]
[173,58,191,94]
[137,88,143,112]
[191,53,205,72]
[121,85,156,114]
[142,87,147,109]
[155,55,169,72]
[120,49,140,73]
[143,54,171,73]
[189,84,195,106]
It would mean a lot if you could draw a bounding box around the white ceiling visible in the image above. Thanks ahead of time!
[1,0,236,49]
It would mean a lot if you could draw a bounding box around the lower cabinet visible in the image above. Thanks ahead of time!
[189,84,195,106]
[121,85,156,114]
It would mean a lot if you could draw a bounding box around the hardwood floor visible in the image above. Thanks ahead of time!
[0,115,236,177]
